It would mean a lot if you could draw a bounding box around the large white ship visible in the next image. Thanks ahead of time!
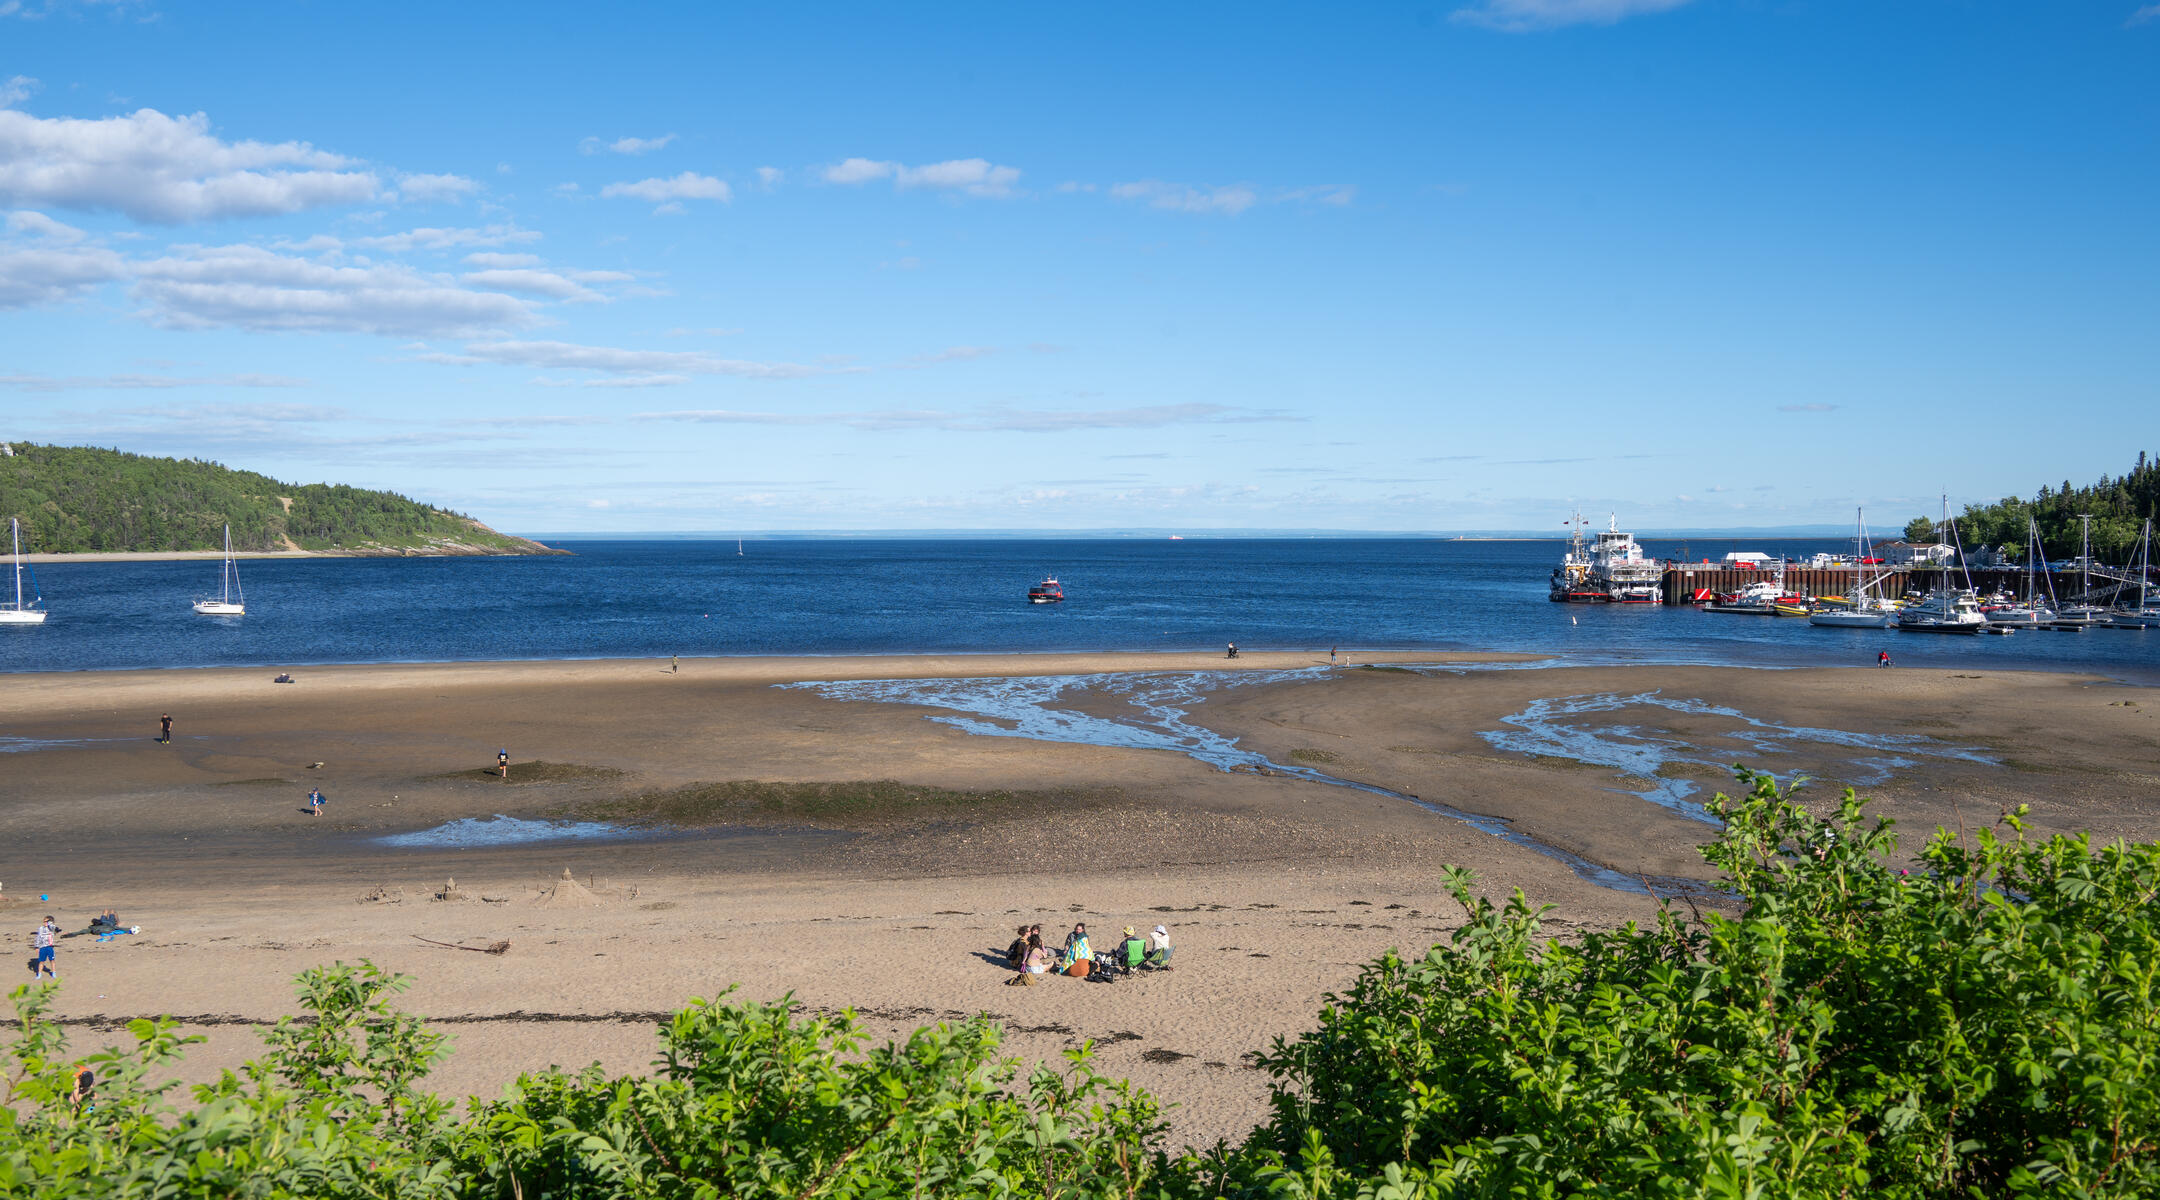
[1589,515,1663,603]
[1549,513,1663,603]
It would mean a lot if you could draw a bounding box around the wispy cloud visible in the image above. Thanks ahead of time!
[822,157,1021,197]
[2128,4,2160,26]
[0,107,378,222]
[580,133,676,156]
[1451,0,1694,33]
[600,171,730,213]
[633,402,1299,433]
[423,338,842,380]
[0,75,36,107]
[394,172,481,203]
[356,225,541,253]
[0,209,125,307]
[0,371,307,392]
[131,243,540,335]
[1109,180,1258,215]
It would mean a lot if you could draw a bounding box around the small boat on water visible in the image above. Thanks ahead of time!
[1705,579,1786,614]
[192,524,246,616]
[1898,589,1987,633]
[1810,508,1899,628]
[1,517,48,626]
[2107,519,2159,627]
[1027,577,1064,604]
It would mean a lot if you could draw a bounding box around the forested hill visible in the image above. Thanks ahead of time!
[0,443,562,555]
[1906,451,2159,561]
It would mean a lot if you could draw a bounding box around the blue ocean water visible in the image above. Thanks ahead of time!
[2,538,2156,680]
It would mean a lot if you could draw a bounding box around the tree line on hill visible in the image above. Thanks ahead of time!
[1904,451,2159,563]
[5,772,2156,1197]
[0,443,546,554]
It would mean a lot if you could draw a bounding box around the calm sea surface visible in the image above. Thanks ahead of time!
[3,538,2156,682]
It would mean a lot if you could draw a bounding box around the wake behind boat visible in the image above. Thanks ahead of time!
[193,523,246,616]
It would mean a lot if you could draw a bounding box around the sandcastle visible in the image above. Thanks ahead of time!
[532,868,637,908]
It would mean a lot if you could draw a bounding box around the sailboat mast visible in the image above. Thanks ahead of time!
[11,518,21,609]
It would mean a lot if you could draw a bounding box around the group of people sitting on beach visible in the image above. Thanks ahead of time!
[1003,921,1172,985]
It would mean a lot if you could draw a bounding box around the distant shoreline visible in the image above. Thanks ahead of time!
[20,547,565,563]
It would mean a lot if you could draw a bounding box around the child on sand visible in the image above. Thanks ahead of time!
[33,915,58,978]
[308,787,325,817]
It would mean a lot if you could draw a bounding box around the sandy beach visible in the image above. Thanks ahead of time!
[2,651,2154,1147]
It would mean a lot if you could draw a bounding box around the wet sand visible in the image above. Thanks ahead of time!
[2,651,2153,1146]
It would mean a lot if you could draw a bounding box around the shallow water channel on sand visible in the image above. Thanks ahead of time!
[789,666,1993,895]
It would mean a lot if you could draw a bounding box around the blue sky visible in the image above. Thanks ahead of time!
[2,0,2155,534]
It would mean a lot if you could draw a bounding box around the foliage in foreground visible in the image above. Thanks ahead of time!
[4,771,2157,1198]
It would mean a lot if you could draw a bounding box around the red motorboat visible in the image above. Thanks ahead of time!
[1028,577,1064,604]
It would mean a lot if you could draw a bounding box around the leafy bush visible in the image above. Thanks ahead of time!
[1231,772,2160,1198]
[5,771,2156,1198]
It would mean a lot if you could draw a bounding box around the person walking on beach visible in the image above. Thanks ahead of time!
[158,713,172,744]
[1330,646,1337,664]
[497,749,510,779]
[1226,643,1238,659]
[671,655,679,674]
[33,915,58,978]
[307,787,325,817]
[1878,650,1891,669]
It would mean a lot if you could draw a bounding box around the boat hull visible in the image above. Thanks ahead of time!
[1808,611,1896,628]
[0,608,47,625]
[193,601,245,616]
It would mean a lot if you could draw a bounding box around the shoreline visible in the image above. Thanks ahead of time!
[3,654,2151,1146]
[19,547,566,563]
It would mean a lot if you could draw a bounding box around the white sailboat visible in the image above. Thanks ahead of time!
[1898,496,1986,633]
[1983,517,2058,627]
[0,517,47,625]
[1811,508,1898,628]
[192,524,246,616]
[2109,519,2159,628]
[2051,513,2110,628]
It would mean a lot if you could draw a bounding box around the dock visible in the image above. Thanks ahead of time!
[1658,564,2154,606]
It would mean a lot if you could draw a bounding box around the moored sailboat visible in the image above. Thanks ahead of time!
[0,517,48,625]
[192,524,246,616]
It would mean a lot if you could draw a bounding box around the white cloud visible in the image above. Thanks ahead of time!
[600,171,731,211]
[355,224,542,253]
[432,338,839,380]
[1281,184,1358,206]
[463,251,540,268]
[395,172,481,203]
[533,374,692,388]
[460,265,631,301]
[822,156,1021,197]
[1450,0,1693,32]
[1778,403,1839,413]
[824,157,896,185]
[755,165,783,188]
[130,243,539,335]
[1109,180,1258,215]
[0,212,124,307]
[2130,3,2160,25]
[1,75,36,108]
[633,402,1296,432]
[1,373,307,392]
[0,107,379,223]
[580,134,676,156]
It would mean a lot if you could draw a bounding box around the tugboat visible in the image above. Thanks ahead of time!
[1549,514,1607,602]
[1027,577,1064,604]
